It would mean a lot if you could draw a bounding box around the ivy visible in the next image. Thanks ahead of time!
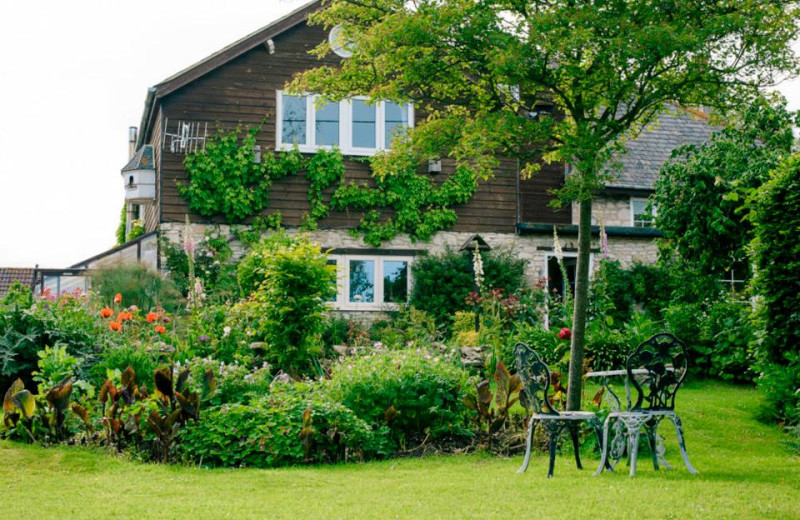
[180,127,303,223]
[179,127,479,244]
[330,159,478,246]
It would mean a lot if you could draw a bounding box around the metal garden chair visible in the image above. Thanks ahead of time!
[514,342,598,478]
[594,333,699,477]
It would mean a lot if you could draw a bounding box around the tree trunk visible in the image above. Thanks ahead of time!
[566,198,593,411]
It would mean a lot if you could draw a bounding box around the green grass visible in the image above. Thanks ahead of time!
[2,381,798,520]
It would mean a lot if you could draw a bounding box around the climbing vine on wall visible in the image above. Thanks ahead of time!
[180,127,303,223]
[180,126,479,244]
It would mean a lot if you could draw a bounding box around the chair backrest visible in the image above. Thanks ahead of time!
[626,333,688,411]
[514,342,558,415]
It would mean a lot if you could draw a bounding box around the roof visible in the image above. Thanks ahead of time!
[121,144,154,173]
[137,0,322,147]
[0,268,36,296]
[609,108,716,191]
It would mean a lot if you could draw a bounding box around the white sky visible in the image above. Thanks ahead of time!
[1,0,799,268]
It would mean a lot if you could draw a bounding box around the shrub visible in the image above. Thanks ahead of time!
[584,319,628,372]
[91,264,184,312]
[182,382,388,468]
[89,344,162,387]
[507,323,569,372]
[589,258,634,326]
[663,301,707,373]
[162,233,240,304]
[410,248,527,329]
[233,232,336,376]
[700,299,756,383]
[750,155,800,423]
[328,351,472,448]
[368,306,439,349]
[0,291,109,390]
[186,357,272,406]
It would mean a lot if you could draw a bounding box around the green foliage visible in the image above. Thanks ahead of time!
[367,306,439,349]
[182,382,388,468]
[32,345,81,395]
[91,264,184,313]
[328,351,471,448]
[187,357,271,406]
[235,232,295,297]
[589,258,634,326]
[180,126,303,223]
[330,154,478,245]
[0,292,109,391]
[584,320,627,373]
[303,149,347,228]
[410,248,526,329]
[162,232,239,304]
[509,324,569,373]
[628,261,677,320]
[116,203,127,245]
[463,361,522,442]
[655,96,796,277]
[89,345,161,387]
[749,154,800,424]
[2,282,33,308]
[233,233,336,376]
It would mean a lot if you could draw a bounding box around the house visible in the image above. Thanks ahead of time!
[0,268,37,298]
[104,0,713,314]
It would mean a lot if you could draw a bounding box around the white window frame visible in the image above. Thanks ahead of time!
[276,91,414,156]
[328,254,414,311]
[542,251,593,329]
[630,198,656,228]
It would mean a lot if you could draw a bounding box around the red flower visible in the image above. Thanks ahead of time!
[109,321,122,332]
[154,325,166,334]
[113,293,122,304]
[99,308,113,319]
[558,328,571,340]
[146,312,159,323]
[117,312,132,322]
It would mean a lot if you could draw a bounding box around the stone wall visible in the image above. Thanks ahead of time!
[160,223,657,286]
[571,195,633,227]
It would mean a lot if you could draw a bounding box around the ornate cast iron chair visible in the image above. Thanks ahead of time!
[514,342,597,478]
[594,333,699,477]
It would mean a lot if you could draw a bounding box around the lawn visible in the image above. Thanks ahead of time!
[2,381,798,520]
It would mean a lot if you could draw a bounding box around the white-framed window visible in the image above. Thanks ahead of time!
[328,255,413,310]
[631,198,656,228]
[276,91,414,155]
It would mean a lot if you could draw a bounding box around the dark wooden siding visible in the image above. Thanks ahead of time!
[153,21,563,233]
[519,161,571,224]
[144,107,163,233]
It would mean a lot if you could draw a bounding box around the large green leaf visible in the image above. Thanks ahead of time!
[3,378,24,413]
[13,390,35,418]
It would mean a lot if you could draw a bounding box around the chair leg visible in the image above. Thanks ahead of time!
[594,415,613,476]
[645,421,660,471]
[545,422,562,478]
[628,427,640,477]
[517,416,536,474]
[666,413,699,475]
[569,423,582,470]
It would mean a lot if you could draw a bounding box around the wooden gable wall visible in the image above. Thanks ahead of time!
[154,21,567,233]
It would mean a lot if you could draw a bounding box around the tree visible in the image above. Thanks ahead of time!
[654,94,797,279]
[292,0,800,410]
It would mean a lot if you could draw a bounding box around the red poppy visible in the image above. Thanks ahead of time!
[109,321,122,332]
[146,312,159,323]
[154,325,166,334]
[113,293,123,304]
[100,308,113,319]
[558,328,571,340]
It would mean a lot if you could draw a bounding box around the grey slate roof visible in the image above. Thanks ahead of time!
[608,108,716,191]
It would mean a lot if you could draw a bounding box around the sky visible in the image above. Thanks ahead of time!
[1,0,800,268]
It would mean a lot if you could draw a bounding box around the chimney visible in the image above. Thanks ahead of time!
[128,127,138,159]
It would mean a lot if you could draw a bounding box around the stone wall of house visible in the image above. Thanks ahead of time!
[571,196,633,227]
[160,223,657,285]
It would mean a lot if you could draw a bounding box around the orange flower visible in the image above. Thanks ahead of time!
[154,325,166,334]
[99,308,113,319]
[117,312,128,322]
[113,293,122,304]
[109,321,122,332]
[146,312,159,323]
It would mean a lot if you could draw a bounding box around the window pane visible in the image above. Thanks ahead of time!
[327,259,338,302]
[352,100,376,148]
[281,94,307,145]
[315,100,339,146]
[384,102,409,148]
[349,260,374,303]
[632,199,654,228]
[383,260,408,303]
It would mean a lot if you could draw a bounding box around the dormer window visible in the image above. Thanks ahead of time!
[276,91,413,155]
